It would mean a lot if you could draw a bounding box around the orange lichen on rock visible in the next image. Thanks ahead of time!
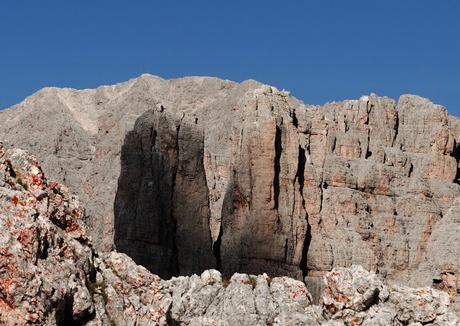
[11,195,19,206]
[65,220,80,233]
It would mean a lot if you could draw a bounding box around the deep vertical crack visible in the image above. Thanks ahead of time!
[284,239,289,263]
[365,101,372,158]
[299,222,311,278]
[213,226,223,271]
[273,126,282,210]
[296,146,306,204]
[168,119,182,277]
[296,145,309,277]
[451,140,460,183]
[392,108,399,148]
[365,128,372,159]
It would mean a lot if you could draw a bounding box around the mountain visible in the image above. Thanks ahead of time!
[0,74,459,312]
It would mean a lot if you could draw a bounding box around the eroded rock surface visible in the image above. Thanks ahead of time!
[0,144,170,325]
[1,75,459,310]
[0,75,262,253]
[2,144,456,325]
[113,82,460,312]
[320,265,458,326]
[0,143,94,324]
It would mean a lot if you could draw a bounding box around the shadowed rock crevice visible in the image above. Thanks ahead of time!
[114,127,179,277]
[290,109,299,128]
[452,140,460,183]
[212,226,223,271]
[273,125,282,210]
[300,222,311,278]
[296,146,306,199]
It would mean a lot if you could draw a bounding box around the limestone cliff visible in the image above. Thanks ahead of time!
[0,75,459,310]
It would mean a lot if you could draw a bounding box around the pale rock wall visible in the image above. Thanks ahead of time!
[0,75,459,308]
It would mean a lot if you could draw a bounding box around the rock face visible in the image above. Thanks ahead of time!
[112,82,460,311]
[0,75,262,254]
[114,110,216,277]
[0,75,459,310]
[2,143,457,325]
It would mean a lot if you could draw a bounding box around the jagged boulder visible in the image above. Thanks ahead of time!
[163,268,315,325]
[321,265,458,326]
[0,144,94,324]
[91,252,171,326]
[0,144,171,325]
[321,265,388,314]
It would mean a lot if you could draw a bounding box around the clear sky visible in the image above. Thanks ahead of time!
[1,1,459,116]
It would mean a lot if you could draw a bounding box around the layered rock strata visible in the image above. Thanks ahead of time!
[0,75,459,309]
[114,84,460,310]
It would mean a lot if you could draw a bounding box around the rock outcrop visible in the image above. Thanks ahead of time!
[163,264,459,325]
[0,75,459,311]
[0,143,457,324]
[0,143,170,324]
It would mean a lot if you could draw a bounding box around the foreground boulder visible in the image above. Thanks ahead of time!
[0,143,457,324]
[321,265,458,325]
[0,144,169,325]
[0,144,94,324]
[163,270,313,325]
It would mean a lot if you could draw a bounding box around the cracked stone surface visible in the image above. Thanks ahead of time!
[0,143,458,324]
[0,143,170,325]
[0,75,459,313]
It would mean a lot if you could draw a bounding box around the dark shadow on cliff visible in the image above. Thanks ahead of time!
[452,140,460,183]
[114,128,178,278]
[113,110,216,279]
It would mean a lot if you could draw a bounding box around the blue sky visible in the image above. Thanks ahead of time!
[1,1,459,116]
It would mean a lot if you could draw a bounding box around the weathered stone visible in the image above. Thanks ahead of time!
[0,144,94,325]
[320,265,458,326]
[389,285,451,324]
[97,252,171,326]
[1,75,459,312]
[0,144,171,325]
[1,144,457,325]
